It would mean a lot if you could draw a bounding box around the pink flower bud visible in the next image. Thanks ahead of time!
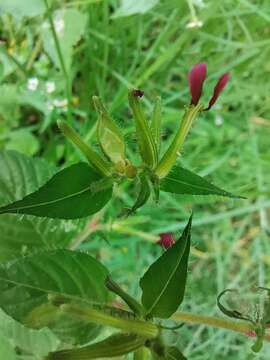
[187,63,230,110]
[188,63,207,105]
[158,233,175,249]
[205,73,230,110]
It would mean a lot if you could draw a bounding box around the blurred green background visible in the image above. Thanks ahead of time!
[0,0,270,358]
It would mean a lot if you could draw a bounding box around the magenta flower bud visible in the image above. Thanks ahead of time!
[188,63,207,106]
[132,89,144,98]
[158,233,175,249]
[205,73,230,110]
[188,63,230,110]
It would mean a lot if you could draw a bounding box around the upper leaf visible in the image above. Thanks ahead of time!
[0,151,79,262]
[42,9,88,71]
[0,162,113,219]
[161,164,241,198]
[140,216,192,318]
[0,249,109,322]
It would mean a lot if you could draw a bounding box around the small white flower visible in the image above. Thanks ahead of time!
[215,115,223,126]
[54,18,65,34]
[186,18,203,29]
[53,98,68,109]
[46,81,56,94]
[27,77,39,91]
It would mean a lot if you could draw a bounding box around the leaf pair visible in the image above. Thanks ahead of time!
[0,153,239,220]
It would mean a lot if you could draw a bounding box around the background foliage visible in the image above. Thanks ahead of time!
[0,0,269,358]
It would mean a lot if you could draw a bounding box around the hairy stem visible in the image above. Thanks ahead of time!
[61,304,159,339]
[172,311,270,341]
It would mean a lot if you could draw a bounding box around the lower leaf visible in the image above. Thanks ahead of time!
[0,162,113,219]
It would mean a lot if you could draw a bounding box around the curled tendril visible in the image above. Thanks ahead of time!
[217,287,270,353]
[217,289,256,325]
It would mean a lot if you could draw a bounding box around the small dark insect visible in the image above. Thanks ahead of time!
[132,89,144,98]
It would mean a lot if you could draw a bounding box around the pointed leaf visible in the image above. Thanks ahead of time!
[161,164,241,198]
[0,249,109,322]
[140,216,192,318]
[0,151,80,262]
[0,162,113,219]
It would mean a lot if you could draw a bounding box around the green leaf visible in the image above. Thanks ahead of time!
[161,164,241,198]
[0,162,113,219]
[112,0,159,18]
[0,0,45,21]
[0,334,17,360]
[6,129,40,156]
[42,9,88,70]
[140,216,192,318]
[0,249,109,322]
[0,151,79,262]
[0,308,60,358]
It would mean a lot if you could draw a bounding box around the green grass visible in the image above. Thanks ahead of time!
[0,0,270,358]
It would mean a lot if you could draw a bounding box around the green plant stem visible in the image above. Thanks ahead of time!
[133,347,150,359]
[128,90,158,168]
[172,311,270,341]
[106,276,144,316]
[57,120,111,176]
[26,36,42,71]
[60,304,159,339]
[155,104,202,178]
[43,0,73,121]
